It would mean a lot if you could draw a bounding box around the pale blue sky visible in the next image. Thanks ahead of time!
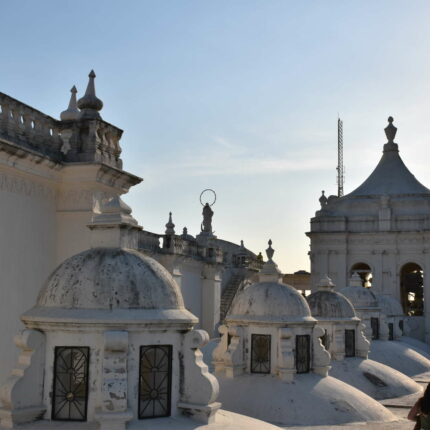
[2,1,430,272]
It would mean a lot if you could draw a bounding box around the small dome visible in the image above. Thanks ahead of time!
[24,248,195,324]
[307,290,356,319]
[339,285,379,309]
[227,281,313,323]
[377,295,404,317]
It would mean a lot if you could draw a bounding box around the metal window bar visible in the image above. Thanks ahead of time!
[345,329,356,357]
[388,323,394,341]
[52,346,90,421]
[250,334,271,374]
[371,317,379,340]
[399,320,404,334]
[295,335,311,374]
[139,345,172,419]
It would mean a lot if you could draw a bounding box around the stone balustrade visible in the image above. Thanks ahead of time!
[0,93,63,160]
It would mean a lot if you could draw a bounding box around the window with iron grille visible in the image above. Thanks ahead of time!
[388,323,394,340]
[345,329,355,357]
[295,335,310,373]
[52,347,89,421]
[250,334,271,374]
[371,317,379,340]
[139,345,172,419]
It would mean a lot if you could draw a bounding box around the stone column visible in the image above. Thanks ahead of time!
[201,265,221,337]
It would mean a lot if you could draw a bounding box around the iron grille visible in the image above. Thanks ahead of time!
[296,335,310,374]
[139,345,172,419]
[371,317,379,340]
[388,323,394,341]
[52,346,89,421]
[250,334,271,374]
[345,329,355,357]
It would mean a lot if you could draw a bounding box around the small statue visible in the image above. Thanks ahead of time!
[319,190,328,208]
[201,203,214,233]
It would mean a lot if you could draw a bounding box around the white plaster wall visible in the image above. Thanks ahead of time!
[180,264,203,327]
[0,174,57,387]
[55,212,92,265]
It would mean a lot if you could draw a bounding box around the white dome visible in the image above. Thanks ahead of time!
[377,295,404,317]
[307,290,357,319]
[23,247,196,324]
[339,285,379,309]
[227,281,313,323]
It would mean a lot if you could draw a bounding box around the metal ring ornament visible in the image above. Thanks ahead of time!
[200,189,217,206]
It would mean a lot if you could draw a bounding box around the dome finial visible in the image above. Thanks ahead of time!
[77,70,103,120]
[165,212,175,235]
[350,272,363,287]
[266,239,274,261]
[60,85,79,121]
[384,116,397,143]
[318,275,335,291]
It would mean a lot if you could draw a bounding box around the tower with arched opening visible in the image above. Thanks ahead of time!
[307,117,430,342]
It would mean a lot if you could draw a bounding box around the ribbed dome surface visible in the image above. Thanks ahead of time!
[339,285,379,309]
[227,282,312,322]
[37,247,184,310]
[377,295,404,316]
[307,290,356,319]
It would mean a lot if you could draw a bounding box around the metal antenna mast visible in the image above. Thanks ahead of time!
[337,117,344,197]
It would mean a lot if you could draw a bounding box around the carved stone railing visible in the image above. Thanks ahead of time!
[138,230,161,253]
[0,92,124,169]
[0,93,63,160]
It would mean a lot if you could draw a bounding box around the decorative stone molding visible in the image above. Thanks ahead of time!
[223,326,245,378]
[0,172,55,201]
[95,331,132,430]
[356,323,370,358]
[178,330,221,424]
[0,329,46,428]
[312,326,331,376]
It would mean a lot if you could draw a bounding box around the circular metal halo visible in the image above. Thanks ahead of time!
[200,189,217,206]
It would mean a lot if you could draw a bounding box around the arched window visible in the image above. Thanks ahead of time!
[350,263,373,288]
[400,263,424,316]
[345,329,355,357]
[139,345,172,419]
[52,347,89,421]
[295,335,310,373]
[251,334,271,374]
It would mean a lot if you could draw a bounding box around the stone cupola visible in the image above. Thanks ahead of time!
[0,198,222,430]
[307,276,370,360]
[339,273,389,342]
[213,241,330,382]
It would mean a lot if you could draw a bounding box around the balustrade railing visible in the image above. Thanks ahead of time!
[0,93,63,159]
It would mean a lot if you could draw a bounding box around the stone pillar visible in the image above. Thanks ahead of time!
[201,265,221,336]
[95,331,133,430]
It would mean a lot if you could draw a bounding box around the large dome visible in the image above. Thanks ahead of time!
[227,281,313,323]
[377,295,404,317]
[23,247,196,324]
[339,285,379,310]
[307,290,357,319]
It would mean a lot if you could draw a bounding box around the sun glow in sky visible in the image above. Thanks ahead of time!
[2,1,430,272]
